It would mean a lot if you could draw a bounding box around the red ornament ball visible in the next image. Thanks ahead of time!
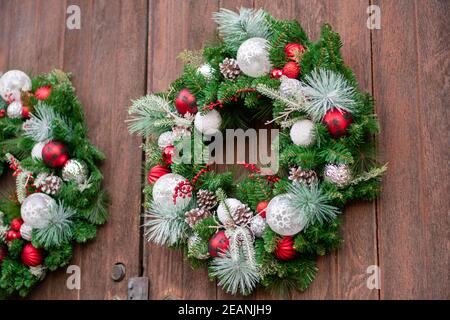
[208,230,230,258]
[6,230,21,241]
[10,218,24,231]
[256,201,269,218]
[21,243,43,267]
[162,145,175,166]
[270,68,283,79]
[147,165,171,184]
[42,141,69,168]
[322,108,353,138]
[0,109,5,118]
[175,89,198,115]
[283,61,301,79]
[22,106,30,118]
[284,43,306,62]
[274,236,298,261]
[35,85,52,100]
[0,246,7,264]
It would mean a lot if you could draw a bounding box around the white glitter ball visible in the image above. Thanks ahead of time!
[7,101,23,118]
[157,131,175,149]
[266,194,306,236]
[197,64,214,80]
[194,109,222,136]
[31,142,46,160]
[290,119,315,146]
[21,193,56,229]
[0,70,31,100]
[20,223,33,241]
[236,37,272,78]
[250,215,267,237]
[152,173,191,211]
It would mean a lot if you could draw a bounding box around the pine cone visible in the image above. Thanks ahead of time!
[232,204,253,226]
[288,167,317,185]
[219,58,241,80]
[185,208,211,227]
[40,175,63,195]
[196,189,218,210]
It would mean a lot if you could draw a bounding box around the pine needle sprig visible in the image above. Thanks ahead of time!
[288,182,339,227]
[213,7,272,51]
[301,68,356,121]
[34,201,75,249]
[144,200,190,246]
[22,102,72,142]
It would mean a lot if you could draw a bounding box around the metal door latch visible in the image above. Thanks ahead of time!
[127,277,149,300]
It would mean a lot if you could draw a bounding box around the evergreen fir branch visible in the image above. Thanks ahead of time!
[82,190,109,225]
[34,201,75,249]
[288,182,339,227]
[349,164,387,185]
[144,200,190,246]
[213,7,272,51]
[301,68,356,121]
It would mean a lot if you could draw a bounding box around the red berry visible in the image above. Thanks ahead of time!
[10,218,24,231]
[283,62,301,79]
[22,106,30,118]
[0,109,5,117]
[270,68,283,79]
[35,86,52,100]
[6,230,21,241]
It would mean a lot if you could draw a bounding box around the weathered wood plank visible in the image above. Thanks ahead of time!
[373,0,449,299]
[146,0,220,300]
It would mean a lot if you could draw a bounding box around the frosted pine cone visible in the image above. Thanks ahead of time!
[219,58,241,80]
[232,204,253,226]
[324,164,351,187]
[196,189,218,210]
[40,175,63,195]
[288,167,317,185]
[185,208,211,227]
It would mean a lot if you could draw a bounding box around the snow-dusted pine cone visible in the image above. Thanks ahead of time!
[324,164,351,187]
[232,204,253,226]
[196,189,218,210]
[219,58,241,80]
[40,175,63,195]
[185,208,211,227]
[288,167,317,186]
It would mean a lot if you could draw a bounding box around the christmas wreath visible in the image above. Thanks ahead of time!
[0,70,108,298]
[127,8,386,296]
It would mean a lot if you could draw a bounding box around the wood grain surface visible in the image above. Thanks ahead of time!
[0,0,448,299]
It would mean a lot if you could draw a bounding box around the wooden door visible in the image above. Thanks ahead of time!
[0,0,448,300]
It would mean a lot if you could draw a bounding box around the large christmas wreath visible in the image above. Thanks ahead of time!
[128,8,386,296]
[0,70,108,298]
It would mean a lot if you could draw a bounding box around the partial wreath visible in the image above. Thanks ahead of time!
[0,69,108,298]
[127,8,386,296]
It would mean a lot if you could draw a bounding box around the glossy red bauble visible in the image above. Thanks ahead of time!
[0,109,6,118]
[283,61,301,79]
[270,68,283,79]
[162,145,175,166]
[22,106,30,118]
[322,108,353,138]
[175,89,198,115]
[147,165,171,184]
[0,246,7,264]
[42,141,69,168]
[208,230,230,258]
[10,218,24,231]
[274,236,298,261]
[35,85,52,100]
[284,43,306,62]
[256,201,269,218]
[21,243,43,267]
[6,230,21,241]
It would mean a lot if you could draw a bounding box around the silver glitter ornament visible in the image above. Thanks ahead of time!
[21,193,55,229]
[62,160,89,185]
[249,215,267,237]
[236,37,272,78]
[324,164,352,187]
[152,173,191,212]
[0,70,32,101]
[279,76,302,99]
[7,101,23,118]
[266,194,306,236]
[20,223,33,241]
[157,131,175,149]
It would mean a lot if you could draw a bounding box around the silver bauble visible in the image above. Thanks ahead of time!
[157,131,175,149]
[236,37,272,78]
[290,119,315,146]
[194,109,222,136]
[216,198,243,225]
[324,164,352,187]
[197,63,214,80]
[6,101,23,118]
[31,142,46,160]
[279,76,302,99]
[266,194,306,236]
[20,223,33,241]
[21,193,56,229]
[62,159,89,185]
[0,70,32,100]
[152,173,191,211]
[250,215,267,237]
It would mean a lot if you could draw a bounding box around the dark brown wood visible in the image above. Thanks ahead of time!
[372,0,449,299]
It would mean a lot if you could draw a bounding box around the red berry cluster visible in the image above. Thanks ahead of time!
[173,180,193,205]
